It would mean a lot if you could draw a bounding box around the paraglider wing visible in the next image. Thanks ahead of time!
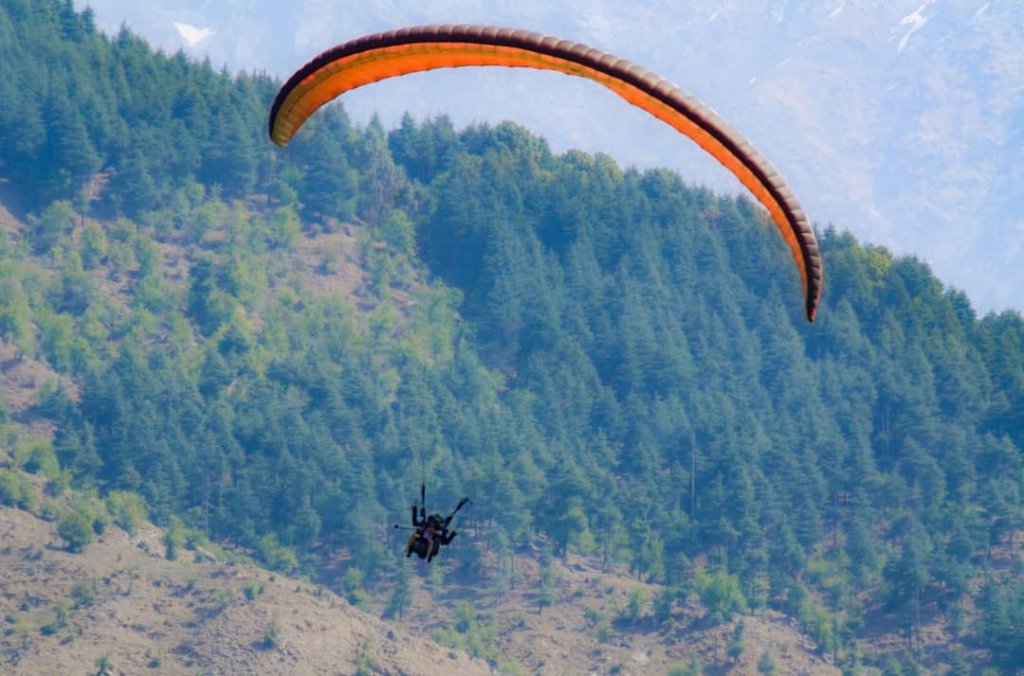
[269,25,823,321]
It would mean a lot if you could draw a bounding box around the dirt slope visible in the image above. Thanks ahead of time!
[0,503,489,675]
[384,551,841,676]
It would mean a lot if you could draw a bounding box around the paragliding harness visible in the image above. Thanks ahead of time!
[402,484,469,562]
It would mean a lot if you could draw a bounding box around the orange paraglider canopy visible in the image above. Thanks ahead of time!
[269,25,822,321]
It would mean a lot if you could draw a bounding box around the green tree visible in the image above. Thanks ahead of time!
[0,470,36,510]
[383,556,412,621]
[976,580,1024,671]
[39,97,101,202]
[343,567,369,608]
[106,490,148,536]
[31,200,76,254]
[58,508,94,552]
[79,223,108,269]
[0,268,35,354]
[728,620,747,661]
[618,587,646,624]
[165,515,186,560]
[694,568,748,625]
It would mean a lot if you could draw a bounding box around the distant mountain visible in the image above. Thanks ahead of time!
[75,0,1023,314]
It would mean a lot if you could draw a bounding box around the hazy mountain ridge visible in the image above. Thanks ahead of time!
[744,1,1023,311]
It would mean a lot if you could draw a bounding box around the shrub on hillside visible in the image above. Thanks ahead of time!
[0,469,35,510]
[57,508,93,552]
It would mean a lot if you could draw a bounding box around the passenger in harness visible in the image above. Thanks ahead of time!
[404,485,469,563]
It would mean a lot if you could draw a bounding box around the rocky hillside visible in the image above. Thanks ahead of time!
[0,482,489,675]
[0,487,840,675]
[3,471,999,675]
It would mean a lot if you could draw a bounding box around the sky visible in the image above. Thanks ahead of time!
[72,0,1023,316]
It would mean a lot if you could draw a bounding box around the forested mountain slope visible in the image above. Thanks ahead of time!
[1,1,1022,672]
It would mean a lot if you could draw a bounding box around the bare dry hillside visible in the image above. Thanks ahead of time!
[0,496,489,675]
[0,490,843,676]
[372,547,842,676]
